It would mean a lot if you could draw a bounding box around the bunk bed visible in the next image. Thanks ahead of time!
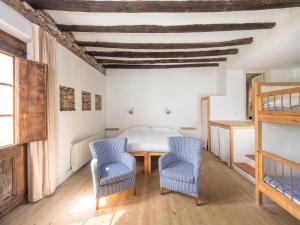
[254,82,300,220]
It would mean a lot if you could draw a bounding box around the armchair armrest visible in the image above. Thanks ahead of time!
[159,152,177,171]
[91,159,101,196]
[120,153,136,172]
[192,155,202,180]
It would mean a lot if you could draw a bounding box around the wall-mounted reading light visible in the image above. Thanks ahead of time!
[165,108,171,115]
[128,108,135,115]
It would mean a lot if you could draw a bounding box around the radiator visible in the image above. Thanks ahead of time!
[70,132,104,173]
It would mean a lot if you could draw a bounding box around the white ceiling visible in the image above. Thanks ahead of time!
[47,10,288,26]
[45,7,300,69]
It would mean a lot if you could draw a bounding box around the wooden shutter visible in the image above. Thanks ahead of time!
[14,57,47,144]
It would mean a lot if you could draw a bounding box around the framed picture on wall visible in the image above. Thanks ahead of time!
[95,94,102,111]
[60,85,75,111]
[82,91,91,111]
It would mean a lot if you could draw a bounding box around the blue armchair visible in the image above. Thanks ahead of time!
[159,136,202,205]
[89,138,136,209]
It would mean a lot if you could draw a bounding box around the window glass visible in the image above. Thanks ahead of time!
[0,85,13,115]
[0,53,13,85]
[0,52,14,147]
[0,117,13,147]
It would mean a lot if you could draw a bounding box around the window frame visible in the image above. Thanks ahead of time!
[0,50,15,148]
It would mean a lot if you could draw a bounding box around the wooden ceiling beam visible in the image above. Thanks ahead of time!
[2,0,105,74]
[88,49,238,58]
[105,63,219,69]
[25,1,300,13]
[78,37,253,49]
[97,58,227,64]
[58,23,275,33]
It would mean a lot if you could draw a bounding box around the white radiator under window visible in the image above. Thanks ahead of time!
[70,132,104,173]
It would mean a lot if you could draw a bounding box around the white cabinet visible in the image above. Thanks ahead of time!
[210,125,230,166]
[209,121,255,167]
[219,127,230,165]
[210,125,220,157]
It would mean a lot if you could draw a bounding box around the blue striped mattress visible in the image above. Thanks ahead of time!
[263,105,300,111]
[264,176,300,205]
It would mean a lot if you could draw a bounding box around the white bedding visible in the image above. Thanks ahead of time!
[118,126,182,152]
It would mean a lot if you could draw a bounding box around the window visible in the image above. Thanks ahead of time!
[0,52,14,147]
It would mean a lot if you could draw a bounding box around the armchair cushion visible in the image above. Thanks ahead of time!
[100,162,134,185]
[160,160,195,184]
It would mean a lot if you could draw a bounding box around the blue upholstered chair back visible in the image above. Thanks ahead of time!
[168,136,202,165]
[89,138,127,166]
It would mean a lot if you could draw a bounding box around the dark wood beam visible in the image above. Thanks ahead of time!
[25,1,300,13]
[78,37,253,50]
[58,23,275,33]
[88,49,238,58]
[2,0,105,74]
[105,63,219,69]
[97,58,227,64]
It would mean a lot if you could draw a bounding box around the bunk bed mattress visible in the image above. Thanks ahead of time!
[118,127,182,152]
[264,176,300,205]
[263,105,300,111]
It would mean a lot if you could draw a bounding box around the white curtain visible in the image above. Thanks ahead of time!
[27,24,59,202]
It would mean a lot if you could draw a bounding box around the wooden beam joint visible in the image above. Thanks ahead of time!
[2,0,105,74]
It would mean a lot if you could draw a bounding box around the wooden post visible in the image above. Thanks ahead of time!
[144,153,148,174]
[133,187,136,196]
[148,154,152,174]
[160,187,164,195]
[195,197,200,206]
[96,198,100,210]
[254,82,262,205]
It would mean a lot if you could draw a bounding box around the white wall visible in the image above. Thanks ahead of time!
[265,67,300,82]
[106,67,218,130]
[210,70,246,121]
[262,123,300,164]
[56,43,106,182]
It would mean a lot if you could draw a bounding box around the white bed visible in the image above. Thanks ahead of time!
[118,126,182,173]
[118,126,182,152]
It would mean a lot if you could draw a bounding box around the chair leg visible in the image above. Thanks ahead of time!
[96,198,100,210]
[160,187,164,195]
[194,196,200,206]
[148,154,152,174]
[133,187,136,196]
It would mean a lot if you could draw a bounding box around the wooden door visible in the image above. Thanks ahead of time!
[0,145,26,218]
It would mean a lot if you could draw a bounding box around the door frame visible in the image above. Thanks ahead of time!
[201,96,211,151]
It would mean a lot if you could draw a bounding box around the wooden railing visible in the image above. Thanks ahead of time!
[259,150,300,202]
[255,83,300,124]
[260,87,300,112]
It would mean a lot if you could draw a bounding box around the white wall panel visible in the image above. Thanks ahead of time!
[106,67,218,130]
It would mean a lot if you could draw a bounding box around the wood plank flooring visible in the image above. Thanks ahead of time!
[1,151,299,225]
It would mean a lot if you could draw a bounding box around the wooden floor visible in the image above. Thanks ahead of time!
[1,151,299,225]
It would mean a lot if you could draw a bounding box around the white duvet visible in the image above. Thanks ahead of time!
[118,126,182,152]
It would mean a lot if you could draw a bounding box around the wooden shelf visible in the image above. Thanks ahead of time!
[246,155,255,160]
[105,128,120,131]
[258,115,300,125]
[234,162,255,177]
[210,120,254,129]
